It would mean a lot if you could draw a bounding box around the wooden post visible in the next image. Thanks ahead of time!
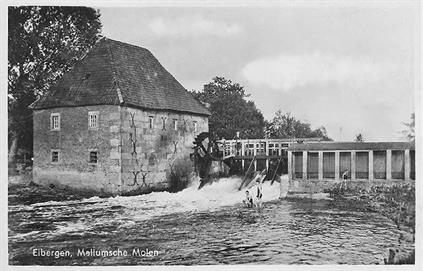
[351,151,356,180]
[288,151,293,180]
[241,142,245,171]
[302,151,308,180]
[335,151,340,180]
[271,157,282,185]
[265,141,269,170]
[368,150,374,180]
[239,157,256,191]
[230,142,233,157]
[254,143,257,171]
[405,149,411,180]
[386,149,392,180]
[318,151,323,180]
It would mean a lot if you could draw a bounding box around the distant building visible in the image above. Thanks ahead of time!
[30,38,210,195]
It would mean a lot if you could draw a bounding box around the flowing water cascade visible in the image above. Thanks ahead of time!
[8,176,412,265]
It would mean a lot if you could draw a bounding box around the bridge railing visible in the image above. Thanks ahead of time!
[216,138,324,159]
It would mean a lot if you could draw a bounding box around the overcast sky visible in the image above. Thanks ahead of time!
[100,3,418,141]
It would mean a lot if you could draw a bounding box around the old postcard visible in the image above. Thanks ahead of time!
[3,0,421,269]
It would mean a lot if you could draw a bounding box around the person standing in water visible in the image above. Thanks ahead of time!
[255,180,263,208]
[243,190,253,208]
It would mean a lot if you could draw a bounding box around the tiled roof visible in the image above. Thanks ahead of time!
[31,38,210,116]
[287,141,415,151]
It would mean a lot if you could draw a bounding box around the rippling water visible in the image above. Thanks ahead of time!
[8,177,408,265]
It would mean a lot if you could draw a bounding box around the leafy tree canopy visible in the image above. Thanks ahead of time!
[190,77,265,139]
[355,133,364,142]
[401,113,415,142]
[265,111,331,140]
[8,6,102,159]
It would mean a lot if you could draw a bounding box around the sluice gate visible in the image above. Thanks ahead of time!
[216,138,325,175]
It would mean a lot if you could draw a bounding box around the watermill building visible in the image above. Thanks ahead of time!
[30,38,210,195]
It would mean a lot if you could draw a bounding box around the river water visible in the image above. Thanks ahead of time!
[8,177,407,265]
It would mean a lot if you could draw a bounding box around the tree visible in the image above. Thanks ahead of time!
[8,6,102,165]
[401,113,415,141]
[355,133,364,142]
[190,77,265,139]
[265,111,331,140]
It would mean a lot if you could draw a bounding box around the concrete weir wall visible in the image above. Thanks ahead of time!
[323,152,335,179]
[391,150,405,179]
[284,142,415,197]
[356,152,369,179]
[339,152,351,179]
[307,152,318,179]
[33,105,208,195]
[293,152,303,179]
[373,151,387,179]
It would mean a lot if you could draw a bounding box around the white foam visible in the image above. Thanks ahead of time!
[109,176,282,222]
[30,196,103,207]
[10,176,284,240]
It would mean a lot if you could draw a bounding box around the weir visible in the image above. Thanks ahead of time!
[191,133,325,189]
[193,137,415,198]
[216,137,324,173]
[283,141,416,198]
[206,139,416,199]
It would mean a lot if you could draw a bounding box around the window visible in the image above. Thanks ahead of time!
[51,150,59,163]
[89,151,98,163]
[193,121,198,132]
[148,154,156,165]
[162,117,166,130]
[149,116,154,129]
[88,111,99,129]
[173,119,178,131]
[50,113,60,130]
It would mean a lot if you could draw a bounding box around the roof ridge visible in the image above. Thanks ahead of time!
[106,40,124,105]
[104,37,151,52]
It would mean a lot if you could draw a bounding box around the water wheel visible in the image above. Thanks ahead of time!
[191,132,233,189]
